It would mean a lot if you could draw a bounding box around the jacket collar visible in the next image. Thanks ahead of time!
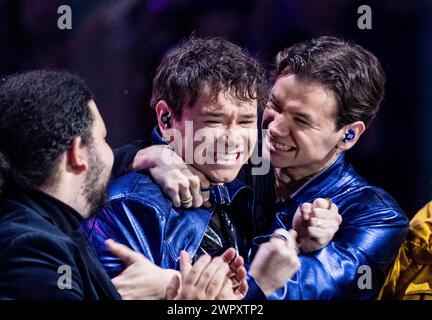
[151,126,167,145]
[285,152,352,204]
[209,179,253,206]
[274,153,352,229]
[7,184,84,235]
[150,126,252,206]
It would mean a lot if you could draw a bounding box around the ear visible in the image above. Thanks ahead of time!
[336,121,366,151]
[66,136,89,173]
[155,100,172,134]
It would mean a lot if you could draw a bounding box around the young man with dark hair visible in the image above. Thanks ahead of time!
[256,36,408,299]
[82,37,302,300]
[0,70,245,300]
[0,70,119,299]
[122,36,409,299]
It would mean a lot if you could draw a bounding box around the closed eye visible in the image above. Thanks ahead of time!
[294,117,309,125]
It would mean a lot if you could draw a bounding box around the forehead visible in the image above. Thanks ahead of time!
[272,75,338,119]
[189,88,258,115]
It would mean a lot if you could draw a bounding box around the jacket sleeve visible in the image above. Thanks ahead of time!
[82,197,166,279]
[112,140,147,179]
[244,273,267,300]
[269,203,409,300]
[0,232,85,300]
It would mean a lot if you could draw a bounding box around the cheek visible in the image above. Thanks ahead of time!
[104,144,114,170]
[299,132,337,155]
[169,124,187,154]
[193,128,220,150]
[211,129,232,150]
[285,130,319,158]
[243,130,257,156]
[108,145,114,165]
[315,130,340,148]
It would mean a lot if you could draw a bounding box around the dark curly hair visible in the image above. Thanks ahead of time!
[0,70,94,193]
[151,37,268,118]
[274,36,385,130]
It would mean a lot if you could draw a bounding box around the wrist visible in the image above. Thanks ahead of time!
[161,269,180,299]
[248,270,273,297]
[245,273,269,299]
[131,147,158,172]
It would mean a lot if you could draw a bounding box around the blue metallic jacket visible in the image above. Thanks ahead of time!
[81,128,266,298]
[82,173,254,276]
[263,154,409,300]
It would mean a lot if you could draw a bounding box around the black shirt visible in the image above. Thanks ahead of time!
[0,185,120,300]
[194,204,241,261]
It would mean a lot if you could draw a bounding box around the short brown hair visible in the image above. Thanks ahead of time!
[151,37,268,118]
[274,36,385,129]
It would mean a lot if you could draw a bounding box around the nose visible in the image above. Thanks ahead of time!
[267,113,291,140]
[222,127,244,152]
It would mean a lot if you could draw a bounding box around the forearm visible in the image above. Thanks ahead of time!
[112,139,148,178]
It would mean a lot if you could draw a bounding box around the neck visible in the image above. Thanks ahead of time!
[38,180,89,219]
[274,152,341,201]
[274,169,314,202]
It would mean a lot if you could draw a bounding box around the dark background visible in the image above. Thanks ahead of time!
[0,0,430,218]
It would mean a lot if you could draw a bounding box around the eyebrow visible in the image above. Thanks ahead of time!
[200,111,225,117]
[239,113,257,118]
[270,93,316,125]
[200,111,256,118]
[269,93,283,106]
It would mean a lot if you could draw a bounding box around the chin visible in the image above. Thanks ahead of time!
[265,154,285,168]
[269,158,289,169]
[267,149,298,168]
[201,166,241,184]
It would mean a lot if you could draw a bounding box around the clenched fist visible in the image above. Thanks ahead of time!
[292,198,342,253]
[249,228,300,296]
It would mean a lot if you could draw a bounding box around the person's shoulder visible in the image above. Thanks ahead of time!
[108,171,153,197]
[0,221,78,266]
[336,164,403,210]
[412,200,432,222]
[82,171,173,245]
[0,198,73,250]
[352,184,400,207]
[408,201,432,246]
[0,227,84,300]
[106,171,172,213]
[336,183,408,226]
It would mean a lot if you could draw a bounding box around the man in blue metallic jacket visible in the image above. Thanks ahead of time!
[82,37,302,299]
[120,36,409,299]
[257,36,409,299]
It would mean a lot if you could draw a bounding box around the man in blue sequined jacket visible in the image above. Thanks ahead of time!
[110,36,409,299]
